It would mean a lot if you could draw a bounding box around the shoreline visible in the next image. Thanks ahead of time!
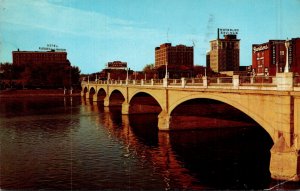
[0,89,82,98]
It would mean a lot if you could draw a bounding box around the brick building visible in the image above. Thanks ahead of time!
[208,35,240,73]
[12,49,71,88]
[12,50,69,66]
[252,38,300,76]
[155,43,193,78]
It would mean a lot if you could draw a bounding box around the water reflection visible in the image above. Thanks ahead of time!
[169,128,273,189]
[98,105,201,190]
[0,97,81,190]
[0,97,296,190]
[96,102,274,189]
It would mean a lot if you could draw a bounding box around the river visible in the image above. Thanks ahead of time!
[0,97,298,190]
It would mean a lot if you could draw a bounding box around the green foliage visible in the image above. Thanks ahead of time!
[0,62,81,89]
[143,63,154,73]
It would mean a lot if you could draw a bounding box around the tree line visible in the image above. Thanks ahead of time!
[0,62,81,90]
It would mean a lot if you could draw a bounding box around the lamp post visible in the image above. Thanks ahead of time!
[126,67,129,85]
[284,39,290,73]
[165,62,168,79]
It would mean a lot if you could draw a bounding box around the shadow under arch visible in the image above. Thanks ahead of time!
[128,92,162,114]
[169,94,276,143]
[109,89,125,106]
[89,87,96,99]
[83,87,88,97]
[96,88,106,104]
[169,98,274,189]
[127,92,162,145]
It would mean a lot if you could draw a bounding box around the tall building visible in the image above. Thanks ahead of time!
[208,34,240,73]
[252,38,300,76]
[155,43,193,78]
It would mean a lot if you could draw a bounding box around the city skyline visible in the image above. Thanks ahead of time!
[1,0,300,74]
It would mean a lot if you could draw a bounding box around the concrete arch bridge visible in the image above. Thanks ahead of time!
[81,74,300,181]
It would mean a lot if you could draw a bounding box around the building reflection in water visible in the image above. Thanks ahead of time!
[82,100,274,190]
[85,102,203,189]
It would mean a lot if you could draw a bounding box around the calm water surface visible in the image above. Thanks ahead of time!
[0,97,298,190]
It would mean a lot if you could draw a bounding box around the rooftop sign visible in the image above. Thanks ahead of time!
[39,44,66,52]
[253,44,268,53]
[218,28,239,37]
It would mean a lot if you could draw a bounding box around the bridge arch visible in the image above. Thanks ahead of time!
[109,89,125,106]
[82,86,88,97]
[129,90,164,110]
[96,88,107,102]
[89,87,96,99]
[128,92,162,114]
[169,94,275,142]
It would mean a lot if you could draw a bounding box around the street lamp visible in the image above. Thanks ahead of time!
[126,67,129,85]
[165,62,168,79]
[284,39,290,73]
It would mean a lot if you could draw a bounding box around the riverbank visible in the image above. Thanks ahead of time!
[0,89,81,98]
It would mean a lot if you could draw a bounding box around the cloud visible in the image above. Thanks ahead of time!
[0,0,159,40]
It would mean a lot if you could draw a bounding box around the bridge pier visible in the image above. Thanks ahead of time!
[92,94,98,102]
[122,103,130,114]
[85,93,91,99]
[270,136,300,181]
[270,93,300,181]
[104,97,109,107]
[158,111,171,131]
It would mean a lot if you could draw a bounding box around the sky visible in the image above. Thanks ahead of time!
[0,0,300,74]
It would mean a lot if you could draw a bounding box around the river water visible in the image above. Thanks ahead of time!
[0,97,298,190]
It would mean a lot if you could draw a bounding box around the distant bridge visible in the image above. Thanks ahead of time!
[81,73,300,181]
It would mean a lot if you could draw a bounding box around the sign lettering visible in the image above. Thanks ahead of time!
[39,44,66,52]
[219,28,239,35]
[253,45,268,53]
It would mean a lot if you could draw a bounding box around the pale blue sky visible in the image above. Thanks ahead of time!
[0,0,300,73]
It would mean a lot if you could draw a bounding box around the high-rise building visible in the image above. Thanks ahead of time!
[252,38,300,76]
[208,34,240,73]
[155,43,193,78]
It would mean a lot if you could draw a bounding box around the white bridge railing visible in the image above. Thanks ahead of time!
[82,74,300,91]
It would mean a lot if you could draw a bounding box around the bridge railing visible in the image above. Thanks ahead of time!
[168,79,181,86]
[208,77,232,86]
[185,78,203,86]
[239,76,276,86]
[153,79,163,85]
[82,74,299,91]
[294,75,300,87]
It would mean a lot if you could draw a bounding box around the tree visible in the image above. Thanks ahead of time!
[71,66,81,88]
[143,64,154,73]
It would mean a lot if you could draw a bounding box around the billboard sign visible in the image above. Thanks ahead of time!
[218,28,239,36]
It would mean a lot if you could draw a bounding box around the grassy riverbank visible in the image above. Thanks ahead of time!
[0,89,81,98]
